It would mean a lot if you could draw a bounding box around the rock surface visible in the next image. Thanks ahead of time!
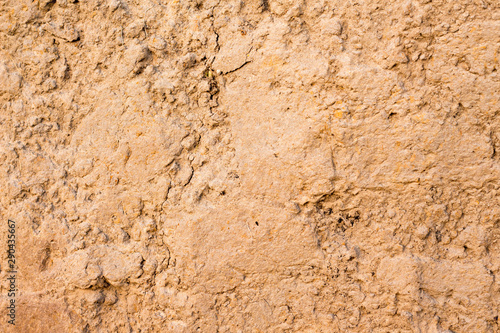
[1,0,499,332]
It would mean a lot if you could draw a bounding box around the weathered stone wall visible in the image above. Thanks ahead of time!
[1,0,499,332]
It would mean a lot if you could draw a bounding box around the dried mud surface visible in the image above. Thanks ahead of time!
[1,0,500,332]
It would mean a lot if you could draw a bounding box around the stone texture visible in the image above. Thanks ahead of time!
[0,0,499,332]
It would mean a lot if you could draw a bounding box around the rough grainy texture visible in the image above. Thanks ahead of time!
[1,0,500,332]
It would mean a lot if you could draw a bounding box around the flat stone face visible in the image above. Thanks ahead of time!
[0,0,499,332]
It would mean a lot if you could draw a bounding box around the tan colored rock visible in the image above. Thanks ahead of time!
[1,0,499,332]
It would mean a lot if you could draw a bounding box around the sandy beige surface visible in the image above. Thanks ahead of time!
[1,0,500,332]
